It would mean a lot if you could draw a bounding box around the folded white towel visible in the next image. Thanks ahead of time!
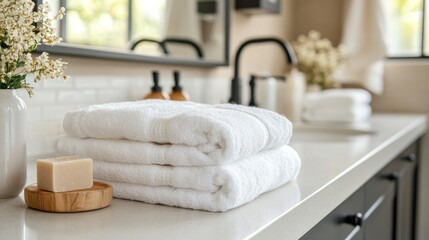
[58,135,248,166]
[63,100,293,165]
[303,105,372,122]
[304,89,372,110]
[92,145,301,212]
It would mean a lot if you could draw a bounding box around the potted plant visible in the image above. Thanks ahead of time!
[0,0,67,198]
[292,30,346,92]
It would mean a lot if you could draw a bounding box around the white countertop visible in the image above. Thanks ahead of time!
[0,113,426,240]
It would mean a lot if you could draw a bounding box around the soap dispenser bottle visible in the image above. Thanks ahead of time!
[169,71,190,101]
[144,71,170,100]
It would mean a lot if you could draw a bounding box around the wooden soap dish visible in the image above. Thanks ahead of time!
[24,181,112,213]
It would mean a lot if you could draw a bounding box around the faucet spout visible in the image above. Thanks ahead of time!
[228,37,297,104]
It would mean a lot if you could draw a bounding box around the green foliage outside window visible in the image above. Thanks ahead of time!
[67,0,128,49]
[385,0,424,56]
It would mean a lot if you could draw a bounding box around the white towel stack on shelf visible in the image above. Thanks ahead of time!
[302,89,372,122]
[58,100,301,212]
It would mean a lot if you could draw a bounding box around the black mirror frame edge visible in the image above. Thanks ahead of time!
[34,0,230,67]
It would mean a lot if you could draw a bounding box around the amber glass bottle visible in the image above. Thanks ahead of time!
[144,71,170,100]
[169,71,190,101]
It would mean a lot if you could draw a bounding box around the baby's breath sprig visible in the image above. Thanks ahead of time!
[292,31,346,90]
[0,0,68,97]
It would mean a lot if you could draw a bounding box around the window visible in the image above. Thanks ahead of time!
[384,0,428,57]
[66,0,129,49]
[45,0,167,54]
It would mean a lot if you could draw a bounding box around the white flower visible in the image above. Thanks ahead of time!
[308,30,321,40]
[292,31,346,89]
[0,0,68,96]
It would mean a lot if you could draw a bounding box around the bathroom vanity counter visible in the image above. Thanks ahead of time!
[0,113,426,240]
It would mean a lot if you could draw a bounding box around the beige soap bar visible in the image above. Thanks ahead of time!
[37,156,93,192]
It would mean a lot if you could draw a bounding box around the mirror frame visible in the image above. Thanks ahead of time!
[35,0,230,67]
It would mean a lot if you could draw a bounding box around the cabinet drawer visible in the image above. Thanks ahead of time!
[396,143,417,162]
[365,161,397,213]
[301,187,365,240]
[392,143,418,240]
[301,141,419,240]
[365,142,417,213]
[364,176,396,239]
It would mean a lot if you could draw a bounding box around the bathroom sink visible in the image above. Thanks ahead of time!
[291,124,376,142]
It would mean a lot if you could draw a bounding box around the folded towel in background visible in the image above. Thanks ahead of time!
[302,89,372,123]
[63,100,293,164]
[304,89,372,109]
[302,105,372,122]
[92,145,301,212]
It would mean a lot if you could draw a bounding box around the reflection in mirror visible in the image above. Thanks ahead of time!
[39,0,229,66]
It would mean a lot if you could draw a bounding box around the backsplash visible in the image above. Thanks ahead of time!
[19,74,230,160]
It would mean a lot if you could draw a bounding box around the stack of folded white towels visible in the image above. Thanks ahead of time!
[58,100,301,212]
[302,89,372,122]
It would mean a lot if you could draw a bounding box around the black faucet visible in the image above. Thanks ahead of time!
[248,74,287,107]
[162,38,204,59]
[130,37,204,59]
[248,75,257,107]
[228,37,297,104]
[130,38,169,55]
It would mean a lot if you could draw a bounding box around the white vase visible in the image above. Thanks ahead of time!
[0,89,27,198]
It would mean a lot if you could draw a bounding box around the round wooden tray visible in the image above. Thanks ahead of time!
[24,181,112,213]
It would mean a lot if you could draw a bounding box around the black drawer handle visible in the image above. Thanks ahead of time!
[344,213,363,227]
[387,172,399,181]
[401,153,416,162]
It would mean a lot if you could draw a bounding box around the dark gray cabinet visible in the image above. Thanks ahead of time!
[300,187,365,240]
[363,151,398,240]
[393,144,418,240]
[301,141,419,240]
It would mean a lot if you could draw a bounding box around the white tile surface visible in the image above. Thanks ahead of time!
[42,105,77,121]
[57,89,99,104]
[42,78,74,89]
[74,76,112,89]
[25,90,57,106]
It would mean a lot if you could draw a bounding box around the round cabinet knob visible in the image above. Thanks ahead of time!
[401,153,416,162]
[344,213,363,227]
[387,172,399,181]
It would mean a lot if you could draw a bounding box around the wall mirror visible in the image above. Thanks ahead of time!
[37,0,230,67]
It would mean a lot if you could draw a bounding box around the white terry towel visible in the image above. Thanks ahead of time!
[92,145,301,212]
[304,89,372,110]
[63,100,293,165]
[59,135,256,166]
[303,105,372,122]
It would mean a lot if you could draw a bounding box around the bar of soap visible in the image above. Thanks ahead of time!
[37,156,93,192]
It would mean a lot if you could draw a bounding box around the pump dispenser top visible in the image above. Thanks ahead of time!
[169,71,190,101]
[143,71,170,100]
